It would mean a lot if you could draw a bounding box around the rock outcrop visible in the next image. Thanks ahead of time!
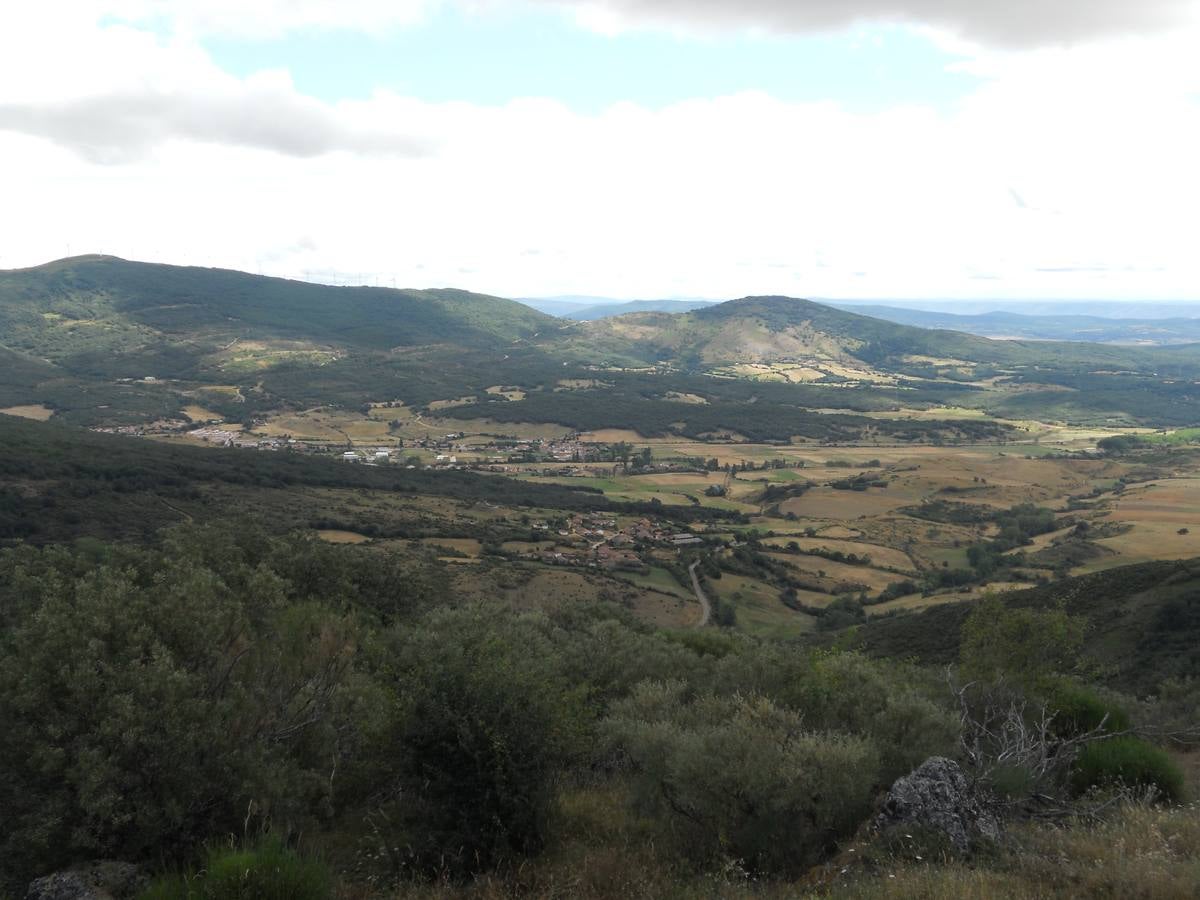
[873,756,1000,853]
[25,861,145,900]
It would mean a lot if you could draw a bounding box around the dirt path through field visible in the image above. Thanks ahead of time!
[689,560,711,628]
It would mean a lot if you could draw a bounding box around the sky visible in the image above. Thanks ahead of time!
[1,1,1199,300]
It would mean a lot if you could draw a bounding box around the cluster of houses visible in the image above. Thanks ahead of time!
[516,515,707,571]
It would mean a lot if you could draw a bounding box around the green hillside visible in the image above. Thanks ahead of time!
[832,559,1200,693]
[0,255,556,360]
[4,260,1200,431]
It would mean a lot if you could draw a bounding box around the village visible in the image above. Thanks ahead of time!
[508,512,707,573]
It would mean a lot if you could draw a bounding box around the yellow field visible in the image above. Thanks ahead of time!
[181,405,222,423]
[866,581,1037,616]
[760,537,916,573]
[486,386,527,401]
[782,486,912,519]
[316,529,372,544]
[420,538,482,557]
[255,408,395,443]
[0,404,54,421]
[766,552,899,593]
[428,396,479,410]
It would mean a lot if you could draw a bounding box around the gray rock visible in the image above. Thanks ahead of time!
[25,861,145,900]
[872,756,1000,853]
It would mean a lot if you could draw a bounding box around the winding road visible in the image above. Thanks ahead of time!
[688,560,712,628]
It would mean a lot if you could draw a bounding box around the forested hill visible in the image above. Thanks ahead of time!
[0,255,558,358]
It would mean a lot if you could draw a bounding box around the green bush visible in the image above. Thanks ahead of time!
[606,682,880,875]
[1070,737,1185,801]
[0,530,362,885]
[1043,678,1131,738]
[718,649,958,784]
[365,605,588,878]
[140,839,332,900]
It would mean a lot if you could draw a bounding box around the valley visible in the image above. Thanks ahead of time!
[3,257,1200,898]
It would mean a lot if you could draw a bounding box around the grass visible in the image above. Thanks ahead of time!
[380,788,1200,900]
[612,566,694,601]
[140,839,332,900]
[827,801,1200,899]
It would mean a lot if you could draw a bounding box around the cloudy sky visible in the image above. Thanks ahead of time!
[2,1,1199,300]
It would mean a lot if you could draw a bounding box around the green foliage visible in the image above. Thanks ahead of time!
[1098,434,1148,455]
[722,649,959,784]
[1041,678,1132,738]
[364,606,588,878]
[139,839,332,900]
[0,415,733,546]
[0,528,368,885]
[1070,737,1185,801]
[605,682,880,875]
[959,596,1085,684]
[444,389,1009,444]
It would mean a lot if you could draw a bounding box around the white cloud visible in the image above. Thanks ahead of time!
[537,0,1200,48]
[2,9,1199,299]
[62,0,437,39]
[32,0,1200,45]
[0,16,434,162]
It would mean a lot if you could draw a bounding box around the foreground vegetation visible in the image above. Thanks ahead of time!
[1,518,1195,898]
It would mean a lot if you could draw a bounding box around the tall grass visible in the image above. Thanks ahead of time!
[139,839,331,900]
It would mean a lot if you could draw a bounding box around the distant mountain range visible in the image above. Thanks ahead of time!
[519,297,719,319]
[826,304,1200,345]
[5,256,1200,431]
[519,295,1200,345]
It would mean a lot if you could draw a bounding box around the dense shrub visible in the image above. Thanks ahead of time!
[0,529,363,887]
[606,682,880,874]
[717,649,958,783]
[959,596,1085,684]
[364,606,588,878]
[1070,736,1185,801]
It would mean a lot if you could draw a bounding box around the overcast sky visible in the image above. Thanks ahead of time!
[2,0,1199,299]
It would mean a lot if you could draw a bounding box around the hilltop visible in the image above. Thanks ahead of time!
[0,254,554,361]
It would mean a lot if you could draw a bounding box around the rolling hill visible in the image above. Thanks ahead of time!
[5,259,1200,432]
[0,255,556,363]
[831,558,1200,694]
[557,295,1200,374]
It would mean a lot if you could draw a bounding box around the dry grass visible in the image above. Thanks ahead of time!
[0,404,54,421]
[783,488,912,520]
[419,538,482,557]
[367,788,1200,900]
[316,530,372,545]
[828,801,1200,900]
[761,538,916,574]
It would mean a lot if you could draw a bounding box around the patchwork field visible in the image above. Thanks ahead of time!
[0,405,54,421]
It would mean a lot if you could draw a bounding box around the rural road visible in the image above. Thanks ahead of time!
[688,560,711,628]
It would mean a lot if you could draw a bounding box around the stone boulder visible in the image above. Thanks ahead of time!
[872,756,1000,853]
[25,861,145,900]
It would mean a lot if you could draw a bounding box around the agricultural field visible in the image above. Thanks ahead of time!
[0,404,53,421]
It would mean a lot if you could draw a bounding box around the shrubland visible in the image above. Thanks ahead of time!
[0,522,1195,898]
